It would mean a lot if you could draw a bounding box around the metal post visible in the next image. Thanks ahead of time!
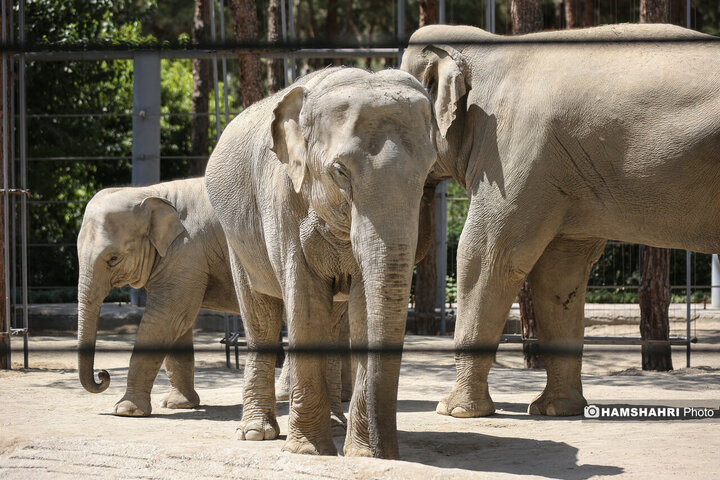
[219,0,230,128]
[280,0,289,87]
[209,0,222,139]
[686,251,691,368]
[435,181,448,335]
[439,0,446,24]
[287,0,296,82]
[19,0,28,368]
[397,0,405,65]
[686,0,691,28]
[712,254,720,307]
[1,0,11,369]
[486,0,495,33]
[130,52,161,306]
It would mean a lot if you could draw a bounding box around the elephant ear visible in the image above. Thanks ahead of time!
[140,197,186,257]
[271,86,308,193]
[421,45,472,138]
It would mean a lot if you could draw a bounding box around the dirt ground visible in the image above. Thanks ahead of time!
[1,310,719,479]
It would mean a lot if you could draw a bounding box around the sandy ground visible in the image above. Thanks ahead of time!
[1,313,719,479]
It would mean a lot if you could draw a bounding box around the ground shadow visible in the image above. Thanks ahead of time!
[398,430,623,479]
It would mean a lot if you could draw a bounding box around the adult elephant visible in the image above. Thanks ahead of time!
[205,67,435,458]
[401,24,720,418]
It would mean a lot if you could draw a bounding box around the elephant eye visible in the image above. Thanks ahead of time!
[329,162,351,193]
[107,256,120,267]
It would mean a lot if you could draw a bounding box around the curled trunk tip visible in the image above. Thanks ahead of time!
[81,367,110,393]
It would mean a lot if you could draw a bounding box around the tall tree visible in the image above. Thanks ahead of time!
[564,0,578,28]
[190,0,211,176]
[511,0,543,33]
[583,0,594,27]
[512,0,544,368]
[419,0,439,27]
[413,0,439,335]
[638,0,673,371]
[267,0,285,94]
[231,0,264,108]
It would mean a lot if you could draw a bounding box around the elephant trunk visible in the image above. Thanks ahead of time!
[352,214,418,460]
[77,273,110,393]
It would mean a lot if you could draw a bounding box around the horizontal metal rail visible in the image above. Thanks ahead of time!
[500,334,697,346]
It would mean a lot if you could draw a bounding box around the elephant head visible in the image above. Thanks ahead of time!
[76,188,185,393]
[401,41,473,181]
[271,68,436,458]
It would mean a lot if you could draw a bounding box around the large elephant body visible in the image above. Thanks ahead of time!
[205,67,435,458]
[77,177,238,416]
[401,24,720,418]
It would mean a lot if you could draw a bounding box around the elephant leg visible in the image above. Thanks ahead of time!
[275,353,291,402]
[528,237,606,416]
[115,313,173,416]
[437,199,559,418]
[344,281,371,457]
[327,302,348,437]
[282,275,336,456]
[162,328,200,409]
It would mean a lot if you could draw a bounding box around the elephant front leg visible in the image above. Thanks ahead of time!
[115,318,172,417]
[236,293,284,441]
[282,277,336,456]
[162,328,200,409]
[527,238,606,417]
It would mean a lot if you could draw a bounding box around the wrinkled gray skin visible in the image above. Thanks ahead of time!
[77,178,238,416]
[402,24,720,418]
[78,178,352,433]
[205,67,435,458]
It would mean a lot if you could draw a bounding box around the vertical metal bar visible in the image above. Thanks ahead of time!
[19,0,29,368]
[686,250,691,368]
[439,0,446,24]
[2,0,12,369]
[130,52,161,306]
[209,0,222,139]
[397,0,405,65]
[486,0,496,33]
[288,0,296,81]
[435,181,448,335]
[219,0,230,127]
[686,0,691,28]
[280,0,289,87]
[712,254,720,307]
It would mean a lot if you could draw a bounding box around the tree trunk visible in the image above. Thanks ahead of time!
[414,188,437,335]
[638,246,673,371]
[190,0,211,176]
[267,0,285,94]
[640,0,670,23]
[511,0,543,34]
[564,0,577,28]
[419,0,439,27]
[638,0,672,372]
[511,0,544,369]
[231,0,264,108]
[582,0,594,27]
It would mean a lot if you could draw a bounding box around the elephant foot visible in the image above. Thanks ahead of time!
[330,411,347,437]
[343,438,371,457]
[436,383,495,418]
[161,388,200,409]
[114,395,151,417]
[282,434,337,456]
[528,388,587,416]
[236,416,280,441]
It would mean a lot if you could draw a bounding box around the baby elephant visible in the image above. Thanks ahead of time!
[77,177,349,427]
[76,177,239,416]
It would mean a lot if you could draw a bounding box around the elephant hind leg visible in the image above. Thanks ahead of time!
[162,328,200,409]
[527,237,606,416]
[438,202,559,418]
